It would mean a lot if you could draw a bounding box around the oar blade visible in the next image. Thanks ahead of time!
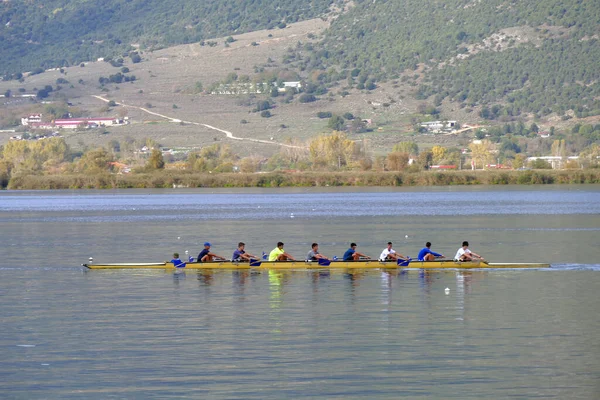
[249,259,262,267]
[397,258,411,267]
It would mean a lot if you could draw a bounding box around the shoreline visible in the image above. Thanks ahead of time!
[4,169,600,189]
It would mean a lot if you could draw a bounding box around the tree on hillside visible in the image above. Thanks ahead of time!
[75,148,114,174]
[385,152,409,171]
[529,159,552,169]
[512,154,528,169]
[417,151,433,170]
[431,145,447,164]
[392,142,419,155]
[551,139,567,157]
[239,156,261,173]
[1,137,70,174]
[279,138,310,169]
[327,115,346,131]
[469,140,495,169]
[146,149,165,170]
[187,144,238,172]
[309,131,359,169]
[580,144,600,167]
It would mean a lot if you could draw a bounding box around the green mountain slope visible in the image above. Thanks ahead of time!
[310,0,600,117]
[0,0,336,75]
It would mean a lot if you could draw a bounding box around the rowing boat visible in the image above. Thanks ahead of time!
[82,259,550,270]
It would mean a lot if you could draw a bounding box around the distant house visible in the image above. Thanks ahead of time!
[430,165,457,170]
[537,131,551,138]
[54,117,120,127]
[420,120,457,133]
[21,114,43,126]
[211,81,303,95]
[277,81,302,92]
[211,82,268,95]
[29,117,125,130]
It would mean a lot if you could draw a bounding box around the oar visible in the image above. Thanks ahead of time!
[249,259,262,267]
[397,257,412,267]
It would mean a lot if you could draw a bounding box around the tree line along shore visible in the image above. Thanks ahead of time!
[5,169,600,190]
[2,134,600,189]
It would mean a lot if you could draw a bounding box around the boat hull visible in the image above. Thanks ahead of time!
[83,260,550,270]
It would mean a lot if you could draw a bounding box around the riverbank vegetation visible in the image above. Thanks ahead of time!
[6,169,600,190]
[2,130,600,189]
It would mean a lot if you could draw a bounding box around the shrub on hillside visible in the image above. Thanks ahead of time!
[299,94,316,103]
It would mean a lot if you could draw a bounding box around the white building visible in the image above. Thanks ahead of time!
[420,120,457,133]
[21,114,43,126]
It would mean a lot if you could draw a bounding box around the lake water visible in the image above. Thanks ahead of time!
[1,186,599,399]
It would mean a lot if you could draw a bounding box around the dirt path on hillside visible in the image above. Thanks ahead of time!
[92,95,304,149]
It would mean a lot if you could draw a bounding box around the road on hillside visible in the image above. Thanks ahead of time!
[92,95,303,149]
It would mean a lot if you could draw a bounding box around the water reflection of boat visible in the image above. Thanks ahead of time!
[83,259,550,269]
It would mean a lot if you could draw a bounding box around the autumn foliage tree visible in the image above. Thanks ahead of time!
[469,140,495,169]
[75,148,114,174]
[0,137,70,175]
[187,144,238,172]
[309,131,361,169]
[385,152,409,171]
[392,142,419,156]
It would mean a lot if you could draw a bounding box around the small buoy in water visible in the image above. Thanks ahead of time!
[290,215,295,218]
[445,288,450,295]
[405,235,409,238]
[88,257,93,264]
[177,237,181,240]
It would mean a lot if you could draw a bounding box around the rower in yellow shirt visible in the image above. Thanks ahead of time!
[268,242,295,261]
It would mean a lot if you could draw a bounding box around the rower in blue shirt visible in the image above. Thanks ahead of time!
[343,243,370,261]
[417,242,444,261]
[170,252,186,268]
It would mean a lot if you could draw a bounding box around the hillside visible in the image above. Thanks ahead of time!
[302,0,600,118]
[0,0,338,76]
[1,0,599,169]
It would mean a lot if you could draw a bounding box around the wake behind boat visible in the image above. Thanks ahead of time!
[82,259,550,270]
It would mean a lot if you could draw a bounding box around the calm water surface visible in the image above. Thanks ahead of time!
[1,186,599,399]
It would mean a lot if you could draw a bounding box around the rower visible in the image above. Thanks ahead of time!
[232,242,258,262]
[306,243,329,262]
[454,241,485,262]
[343,243,370,261]
[197,242,226,262]
[170,253,186,268]
[417,242,444,261]
[379,241,409,262]
[268,242,295,261]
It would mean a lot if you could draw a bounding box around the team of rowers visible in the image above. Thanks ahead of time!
[170,240,485,265]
